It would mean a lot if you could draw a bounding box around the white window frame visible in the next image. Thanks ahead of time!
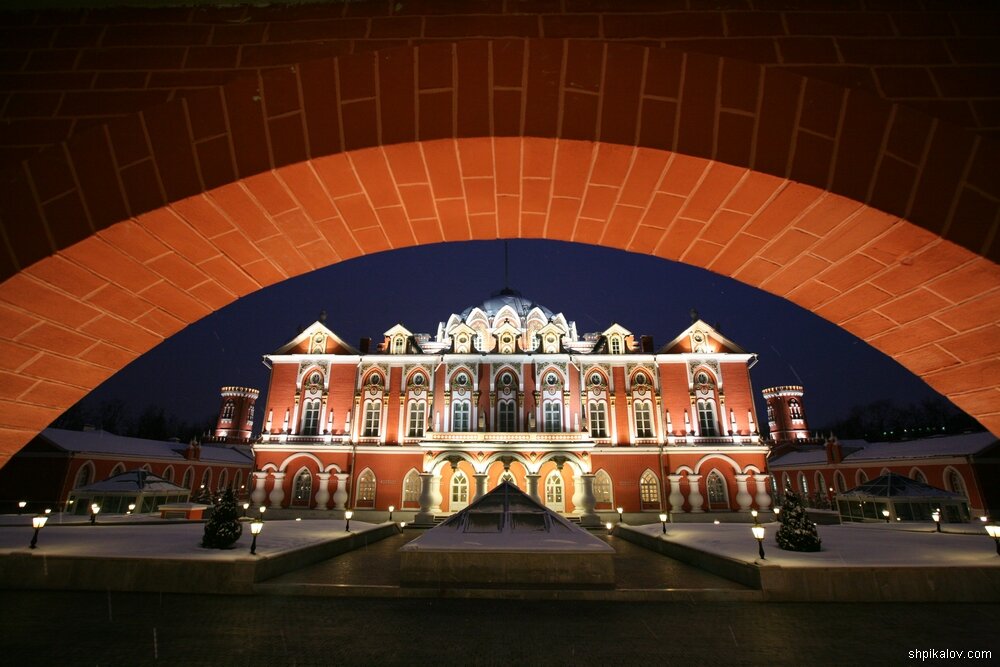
[452,400,471,432]
[589,401,607,438]
[362,400,382,437]
[634,400,653,438]
[407,400,426,438]
[543,401,562,432]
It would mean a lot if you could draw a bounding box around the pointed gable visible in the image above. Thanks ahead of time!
[272,321,360,355]
[658,319,747,355]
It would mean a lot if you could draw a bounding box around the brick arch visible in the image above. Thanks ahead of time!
[0,40,998,467]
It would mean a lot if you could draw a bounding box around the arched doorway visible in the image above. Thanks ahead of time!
[450,471,470,512]
[544,470,565,513]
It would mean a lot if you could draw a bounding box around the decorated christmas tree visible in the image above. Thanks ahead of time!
[202,487,242,549]
[776,491,822,552]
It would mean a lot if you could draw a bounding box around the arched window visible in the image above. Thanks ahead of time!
[945,468,967,498]
[798,472,809,495]
[782,472,792,490]
[407,401,426,437]
[450,471,469,510]
[634,401,653,438]
[697,399,718,437]
[640,470,660,509]
[247,405,254,424]
[222,400,235,421]
[452,401,471,432]
[497,400,516,432]
[789,399,802,420]
[301,400,320,435]
[543,401,562,432]
[589,401,607,438]
[766,404,775,423]
[233,470,242,491]
[403,469,421,506]
[356,469,376,508]
[74,462,94,489]
[593,470,613,506]
[544,471,564,511]
[293,469,312,505]
[707,470,728,507]
[110,463,125,477]
[201,468,212,490]
[162,466,174,483]
[835,470,846,492]
[182,467,193,490]
[498,471,516,488]
[815,471,826,497]
[140,463,152,473]
[610,337,622,354]
[910,468,927,484]
[218,469,228,490]
[393,336,405,354]
[362,401,381,437]
[856,469,868,485]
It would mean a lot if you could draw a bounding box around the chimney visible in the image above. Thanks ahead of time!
[640,335,654,353]
[825,436,842,465]
[359,337,371,354]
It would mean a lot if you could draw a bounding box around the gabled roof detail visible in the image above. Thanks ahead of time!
[602,323,632,337]
[383,323,413,338]
[658,319,747,354]
[271,320,360,355]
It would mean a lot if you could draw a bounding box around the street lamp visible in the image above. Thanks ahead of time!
[616,506,624,523]
[17,501,26,515]
[932,509,942,533]
[399,521,406,533]
[605,521,613,535]
[242,502,249,518]
[388,505,395,522]
[249,520,264,555]
[259,506,266,520]
[882,508,890,523]
[127,503,136,515]
[658,512,668,534]
[29,515,47,549]
[985,524,1000,557]
[345,510,353,532]
[751,509,759,524]
[773,507,781,520]
[89,503,101,525]
[751,524,766,560]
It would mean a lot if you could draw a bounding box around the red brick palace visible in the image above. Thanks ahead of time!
[251,290,772,523]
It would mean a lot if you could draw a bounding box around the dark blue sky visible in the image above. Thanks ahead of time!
[76,239,945,431]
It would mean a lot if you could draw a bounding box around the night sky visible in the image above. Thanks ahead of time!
[73,239,947,432]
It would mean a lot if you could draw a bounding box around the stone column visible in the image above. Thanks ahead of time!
[667,474,684,513]
[268,471,286,508]
[686,474,704,513]
[250,471,268,507]
[415,472,441,524]
[332,472,349,510]
[577,473,600,526]
[571,474,585,515]
[314,472,331,510]
[525,473,541,502]
[473,473,489,502]
[754,474,773,512]
[735,474,753,512]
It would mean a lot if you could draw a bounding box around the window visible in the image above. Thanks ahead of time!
[594,470,612,504]
[945,469,967,498]
[301,400,320,435]
[219,469,228,489]
[640,471,659,507]
[590,372,603,386]
[412,374,425,386]
[233,470,242,491]
[357,469,376,506]
[815,471,825,496]
[589,401,607,438]
[498,400,516,432]
[74,463,94,489]
[610,337,621,354]
[767,404,775,422]
[293,469,312,504]
[247,405,254,424]
[201,468,211,490]
[798,472,809,495]
[110,463,125,477]
[910,468,927,484]
[455,373,469,387]
[835,471,846,493]
[182,468,193,490]
[545,373,558,386]
[222,400,235,421]
[363,401,381,437]
[451,472,469,508]
[393,337,405,354]
[789,399,802,420]
[452,401,471,432]
[162,466,174,483]
[403,470,421,504]
[635,401,653,438]
[856,469,868,485]
[545,472,564,508]
[697,399,718,436]
[500,372,513,386]
[407,401,426,437]
[707,471,727,505]
[543,401,562,432]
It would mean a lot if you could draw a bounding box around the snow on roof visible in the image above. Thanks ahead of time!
[75,469,190,494]
[769,432,996,468]
[400,482,613,553]
[769,448,827,467]
[838,472,963,499]
[40,428,253,465]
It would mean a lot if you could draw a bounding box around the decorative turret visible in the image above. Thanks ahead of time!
[761,385,810,442]
[214,386,260,443]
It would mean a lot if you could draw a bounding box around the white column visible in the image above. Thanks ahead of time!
[686,474,704,513]
[577,473,600,526]
[735,473,753,512]
[332,472,349,510]
[268,471,286,508]
[754,474,773,512]
[667,474,684,513]
[571,474,585,515]
[251,471,268,507]
[415,472,441,523]
[525,473,541,502]
[473,473,488,502]
[314,472,331,510]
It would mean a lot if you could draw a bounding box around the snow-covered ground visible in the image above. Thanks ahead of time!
[0,517,380,560]
[630,522,1000,568]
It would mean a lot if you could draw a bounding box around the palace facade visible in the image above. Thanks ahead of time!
[251,290,772,523]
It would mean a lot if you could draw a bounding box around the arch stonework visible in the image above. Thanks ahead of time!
[0,39,998,468]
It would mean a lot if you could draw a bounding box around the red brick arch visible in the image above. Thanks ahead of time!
[0,39,998,467]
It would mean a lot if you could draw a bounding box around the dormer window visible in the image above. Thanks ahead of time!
[393,337,405,354]
[610,337,622,354]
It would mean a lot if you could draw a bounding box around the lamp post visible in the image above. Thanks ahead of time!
[242,502,249,518]
[388,505,395,522]
[249,520,264,555]
[751,524,766,560]
[127,503,136,515]
[616,506,624,523]
[751,509,759,524]
[985,525,1000,557]
[344,510,353,532]
[606,521,613,536]
[89,503,100,525]
[882,508,890,524]
[29,515,47,549]
[658,512,668,534]
[399,521,406,533]
[773,507,781,520]
[259,505,266,520]
[17,501,26,515]
[932,509,942,533]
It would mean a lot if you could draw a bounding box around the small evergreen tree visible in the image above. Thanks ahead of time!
[194,485,214,504]
[202,487,242,549]
[776,492,822,552]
